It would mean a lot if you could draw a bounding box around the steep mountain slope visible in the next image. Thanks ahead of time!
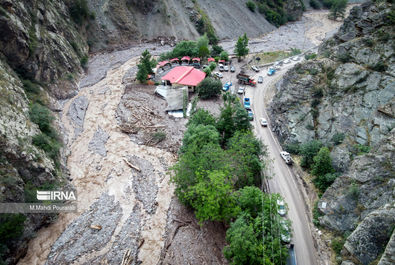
[269,1,394,264]
[86,0,305,51]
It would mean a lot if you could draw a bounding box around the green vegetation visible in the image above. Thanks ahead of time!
[246,1,256,12]
[136,50,156,84]
[172,94,289,264]
[331,132,345,145]
[197,34,210,58]
[193,2,218,44]
[310,0,321,9]
[151,131,166,143]
[290,48,302,56]
[220,51,229,61]
[196,77,222,99]
[160,41,198,60]
[0,214,26,263]
[348,183,360,199]
[331,236,346,255]
[80,55,88,69]
[311,147,336,192]
[300,140,323,169]
[69,0,90,25]
[29,103,61,165]
[234,33,249,61]
[28,26,38,55]
[210,45,224,57]
[328,0,348,20]
[305,53,317,60]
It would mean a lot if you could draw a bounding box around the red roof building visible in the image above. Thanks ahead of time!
[157,61,171,68]
[207,57,215,62]
[218,59,225,64]
[162,66,206,87]
[192,58,201,63]
[170,58,179,62]
[181,56,191,62]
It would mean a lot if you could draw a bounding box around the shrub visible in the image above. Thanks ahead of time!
[331,133,345,145]
[310,0,320,9]
[0,213,26,263]
[22,79,40,95]
[348,183,360,199]
[32,133,61,161]
[313,201,323,226]
[311,98,321,108]
[309,68,319,75]
[312,87,323,98]
[305,53,317,60]
[209,62,217,71]
[220,51,229,61]
[29,103,55,136]
[337,52,351,63]
[70,0,90,25]
[210,45,224,57]
[285,142,301,154]
[151,131,166,143]
[197,78,222,99]
[246,1,256,12]
[386,9,395,25]
[80,55,88,68]
[290,48,302,56]
[369,62,388,72]
[300,140,323,169]
[331,236,346,255]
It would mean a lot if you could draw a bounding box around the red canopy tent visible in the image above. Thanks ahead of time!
[218,59,225,64]
[170,58,179,62]
[157,61,171,68]
[207,57,215,62]
[192,58,201,63]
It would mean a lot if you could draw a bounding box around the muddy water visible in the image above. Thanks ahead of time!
[18,55,176,265]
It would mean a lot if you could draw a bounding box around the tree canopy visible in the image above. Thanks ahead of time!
[234,33,249,60]
[196,77,222,99]
[136,49,155,83]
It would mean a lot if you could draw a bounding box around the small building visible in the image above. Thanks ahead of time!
[207,57,215,63]
[170,58,180,66]
[218,59,226,65]
[192,58,200,64]
[181,56,191,65]
[157,61,171,71]
[162,66,206,92]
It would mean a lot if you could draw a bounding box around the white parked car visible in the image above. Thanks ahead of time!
[284,59,291,64]
[214,72,223,78]
[237,86,245,94]
[277,199,287,216]
[292,56,300,61]
[251,65,260,72]
[280,151,293,165]
[280,219,291,243]
[260,118,268,127]
[224,65,229,72]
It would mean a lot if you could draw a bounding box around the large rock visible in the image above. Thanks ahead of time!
[344,206,395,265]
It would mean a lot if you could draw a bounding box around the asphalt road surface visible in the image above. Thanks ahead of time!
[244,61,319,265]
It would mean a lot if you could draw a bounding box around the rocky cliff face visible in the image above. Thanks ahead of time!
[269,1,394,264]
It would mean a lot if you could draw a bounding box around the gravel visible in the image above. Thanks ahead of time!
[88,126,110,157]
[67,95,89,139]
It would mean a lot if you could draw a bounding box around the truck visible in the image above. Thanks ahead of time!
[237,73,256,86]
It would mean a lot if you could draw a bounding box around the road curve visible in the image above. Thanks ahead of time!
[245,62,319,265]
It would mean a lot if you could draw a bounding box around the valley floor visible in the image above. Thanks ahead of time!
[18,8,347,265]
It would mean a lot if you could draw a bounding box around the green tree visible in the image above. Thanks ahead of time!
[217,103,235,143]
[311,147,334,177]
[211,45,224,57]
[197,34,210,58]
[186,170,240,223]
[234,105,251,132]
[196,77,222,99]
[234,33,249,61]
[300,140,323,169]
[171,142,228,204]
[329,0,348,20]
[226,131,263,188]
[223,214,263,265]
[187,109,216,127]
[181,124,220,152]
[246,1,256,12]
[136,49,155,83]
[209,62,217,71]
[237,186,263,218]
[220,51,229,61]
